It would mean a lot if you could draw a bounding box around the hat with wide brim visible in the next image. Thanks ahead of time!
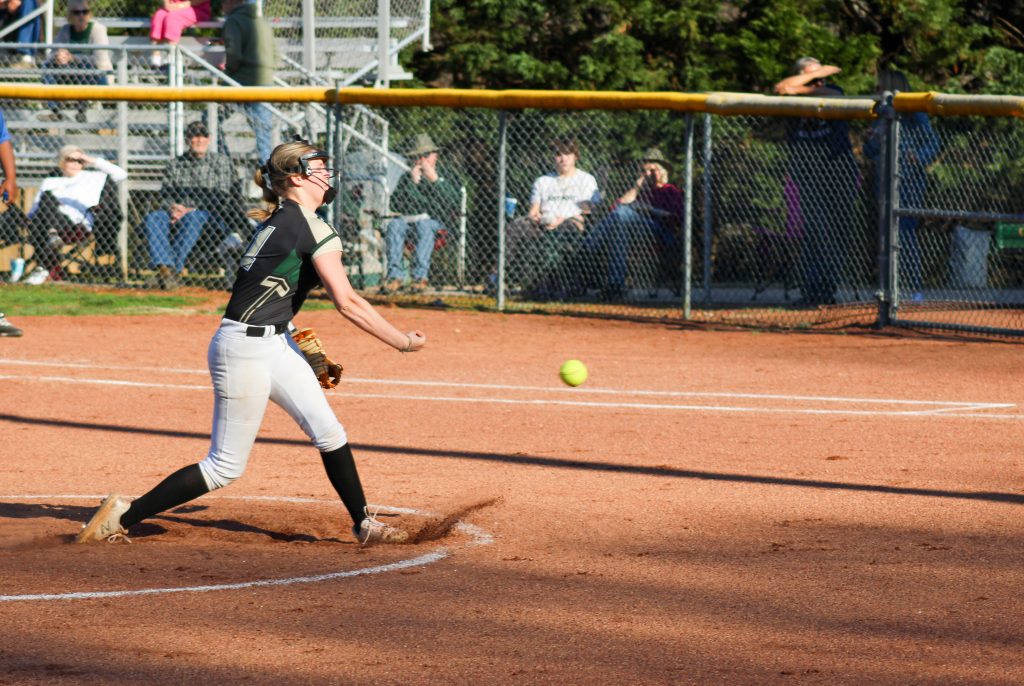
[406,133,439,157]
[640,147,673,172]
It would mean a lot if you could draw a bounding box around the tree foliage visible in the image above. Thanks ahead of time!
[407,0,1023,94]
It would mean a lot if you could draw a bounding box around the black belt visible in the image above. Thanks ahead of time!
[245,322,289,337]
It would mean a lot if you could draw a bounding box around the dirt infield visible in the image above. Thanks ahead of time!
[2,307,1023,685]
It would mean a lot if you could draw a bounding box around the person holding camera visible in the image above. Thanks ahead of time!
[582,148,683,301]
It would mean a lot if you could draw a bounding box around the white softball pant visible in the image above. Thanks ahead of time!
[197,318,348,490]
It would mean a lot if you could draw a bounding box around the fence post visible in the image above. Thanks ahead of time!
[496,109,509,310]
[702,113,713,305]
[376,0,391,88]
[327,102,337,228]
[116,48,129,280]
[876,91,899,327]
[682,113,694,319]
[303,0,316,82]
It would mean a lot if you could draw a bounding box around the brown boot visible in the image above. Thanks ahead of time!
[143,265,172,289]
[161,268,182,290]
[378,278,402,295]
[406,278,429,293]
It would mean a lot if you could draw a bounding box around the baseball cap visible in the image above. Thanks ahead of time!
[185,121,210,138]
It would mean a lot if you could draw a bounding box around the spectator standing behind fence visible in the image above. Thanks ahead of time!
[22,145,126,285]
[0,107,23,336]
[583,147,683,301]
[149,0,211,68]
[862,68,940,302]
[379,133,461,295]
[774,57,859,307]
[507,138,600,298]
[142,121,240,290]
[0,0,40,67]
[40,0,111,123]
[218,0,278,164]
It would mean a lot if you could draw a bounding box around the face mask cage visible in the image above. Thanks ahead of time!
[261,137,332,190]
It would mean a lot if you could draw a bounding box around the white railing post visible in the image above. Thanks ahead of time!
[117,47,129,279]
[377,0,391,88]
[422,0,431,51]
[302,0,315,78]
[44,0,53,45]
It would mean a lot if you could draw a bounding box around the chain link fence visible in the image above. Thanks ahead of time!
[3,85,1024,337]
[887,114,1024,335]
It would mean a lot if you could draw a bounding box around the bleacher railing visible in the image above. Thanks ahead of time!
[41,0,430,87]
[2,84,1024,337]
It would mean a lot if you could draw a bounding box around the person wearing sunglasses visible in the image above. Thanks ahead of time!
[23,144,127,285]
[40,0,112,123]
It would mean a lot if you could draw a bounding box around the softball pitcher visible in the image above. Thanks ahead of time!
[78,139,425,545]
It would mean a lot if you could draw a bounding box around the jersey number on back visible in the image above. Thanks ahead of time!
[240,224,277,272]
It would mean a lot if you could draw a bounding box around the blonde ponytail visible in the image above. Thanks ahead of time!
[248,140,325,222]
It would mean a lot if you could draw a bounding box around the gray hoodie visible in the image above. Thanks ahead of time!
[223,3,278,86]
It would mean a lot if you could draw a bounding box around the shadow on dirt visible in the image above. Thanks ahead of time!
[3,411,1023,506]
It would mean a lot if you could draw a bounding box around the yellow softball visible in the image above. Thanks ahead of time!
[559,359,588,387]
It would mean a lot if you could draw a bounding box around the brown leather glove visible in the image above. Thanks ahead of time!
[291,327,344,389]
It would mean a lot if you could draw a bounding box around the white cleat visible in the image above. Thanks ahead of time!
[353,507,408,545]
[77,494,131,543]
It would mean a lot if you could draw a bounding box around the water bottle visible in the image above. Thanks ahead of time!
[9,257,24,283]
[504,196,518,219]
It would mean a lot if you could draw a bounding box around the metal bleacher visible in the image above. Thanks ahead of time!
[0,1,431,283]
[1,1,430,187]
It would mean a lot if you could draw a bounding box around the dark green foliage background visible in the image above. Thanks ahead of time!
[407,0,1023,96]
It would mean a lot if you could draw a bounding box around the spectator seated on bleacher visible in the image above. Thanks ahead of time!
[506,138,600,299]
[22,144,127,285]
[0,0,40,67]
[40,0,112,123]
[379,133,463,295]
[149,0,211,68]
[141,120,242,290]
[582,147,684,301]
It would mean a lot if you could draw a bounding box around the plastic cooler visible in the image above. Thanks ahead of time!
[994,223,1024,250]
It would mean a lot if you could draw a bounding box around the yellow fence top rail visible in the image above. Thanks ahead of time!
[0,84,1022,118]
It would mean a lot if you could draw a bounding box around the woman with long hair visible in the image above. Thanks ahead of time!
[77,140,426,545]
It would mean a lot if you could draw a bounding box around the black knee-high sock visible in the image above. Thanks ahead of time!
[121,463,210,529]
[320,443,368,526]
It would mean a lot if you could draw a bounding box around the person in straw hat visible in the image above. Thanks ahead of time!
[582,147,683,301]
[380,133,462,295]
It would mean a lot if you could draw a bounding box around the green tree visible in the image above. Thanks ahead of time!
[407,0,1024,95]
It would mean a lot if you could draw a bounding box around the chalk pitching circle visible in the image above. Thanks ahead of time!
[0,494,493,602]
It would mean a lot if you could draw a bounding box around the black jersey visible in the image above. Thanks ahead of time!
[224,200,343,325]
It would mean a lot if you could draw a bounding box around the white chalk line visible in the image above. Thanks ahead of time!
[0,495,492,603]
[0,358,1006,406]
[0,370,1014,418]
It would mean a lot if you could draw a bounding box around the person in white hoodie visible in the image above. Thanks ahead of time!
[24,144,127,284]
